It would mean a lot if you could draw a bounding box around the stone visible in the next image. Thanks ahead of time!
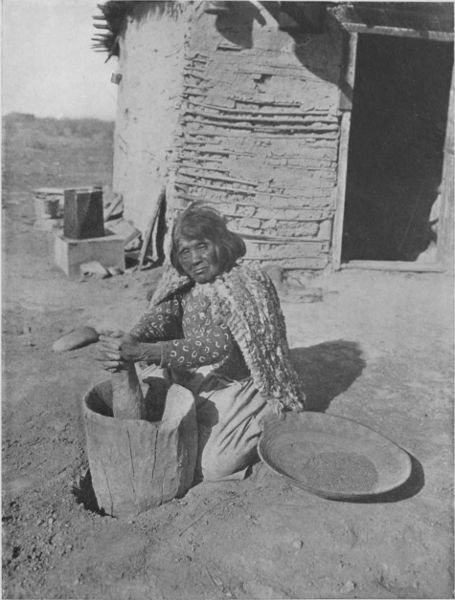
[341,580,356,593]
[292,539,303,551]
[52,326,99,352]
[80,261,110,278]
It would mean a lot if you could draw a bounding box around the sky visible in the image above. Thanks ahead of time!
[2,0,118,120]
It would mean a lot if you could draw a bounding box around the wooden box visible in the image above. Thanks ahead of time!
[63,187,104,239]
[54,233,125,278]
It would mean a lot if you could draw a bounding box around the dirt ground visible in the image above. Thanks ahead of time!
[2,116,454,599]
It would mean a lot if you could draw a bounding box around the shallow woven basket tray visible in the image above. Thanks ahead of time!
[258,412,412,500]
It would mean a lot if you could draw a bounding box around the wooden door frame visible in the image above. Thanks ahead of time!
[436,64,454,269]
[332,32,357,270]
[332,33,454,272]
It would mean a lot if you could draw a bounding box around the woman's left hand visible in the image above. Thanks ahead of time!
[97,334,142,372]
[97,334,161,372]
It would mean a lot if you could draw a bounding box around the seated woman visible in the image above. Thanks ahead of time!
[98,202,305,481]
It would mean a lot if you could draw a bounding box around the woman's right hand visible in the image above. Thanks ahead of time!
[96,330,161,371]
[96,330,134,372]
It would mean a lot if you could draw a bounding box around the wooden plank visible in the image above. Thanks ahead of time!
[244,240,329,260]
[330,4,454,41]
[339,31,358,111]
[254,207,332,222]
[243,257,328,270]
[83,382,197,519]
[174,195,332,224]
[186,99,329,117]
[175,179,255,196]
[332,32,357,270]
[155,385,198,499]
[138,189,165,268]
[342,261,446,273]
[338,22,454,42]
[332,114,353,270]
[175,191,332,210]
[437,64,454,268]
[241,232,326,244]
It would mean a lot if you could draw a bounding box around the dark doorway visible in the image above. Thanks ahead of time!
[342,34,453,263]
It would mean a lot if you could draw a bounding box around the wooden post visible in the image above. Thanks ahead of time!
[437,64,454,268]
[138,189,165,268]
[111,363,148,420]
[332,32,358,270]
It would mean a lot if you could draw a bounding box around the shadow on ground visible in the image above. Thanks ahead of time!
[290,340,366,412]
[72,470,104,515]
[289,341,424,503]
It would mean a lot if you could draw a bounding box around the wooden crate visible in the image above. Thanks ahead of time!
[63,187,104,239]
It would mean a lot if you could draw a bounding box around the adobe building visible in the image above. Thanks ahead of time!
[94,1,454,275]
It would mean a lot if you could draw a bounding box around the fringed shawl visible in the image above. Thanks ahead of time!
[150,264,306,415]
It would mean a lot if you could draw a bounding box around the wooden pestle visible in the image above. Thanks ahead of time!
[111,362,148,420]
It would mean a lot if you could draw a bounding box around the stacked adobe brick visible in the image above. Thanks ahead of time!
[113,2,343,273]
[169,7,342,271]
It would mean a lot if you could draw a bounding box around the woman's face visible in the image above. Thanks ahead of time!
[177,237,221,283]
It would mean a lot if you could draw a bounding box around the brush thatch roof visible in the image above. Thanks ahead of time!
[91,1,454,61]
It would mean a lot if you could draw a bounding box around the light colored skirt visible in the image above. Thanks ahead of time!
[171,370,272,482]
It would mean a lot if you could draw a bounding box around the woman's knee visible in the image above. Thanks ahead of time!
[200,444,258,481]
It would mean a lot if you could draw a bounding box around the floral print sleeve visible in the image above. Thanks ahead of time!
[130,285,246,376]
[160,322,234,370]
[129,297,183,342]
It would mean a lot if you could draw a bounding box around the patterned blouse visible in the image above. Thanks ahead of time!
[129,284,250,380]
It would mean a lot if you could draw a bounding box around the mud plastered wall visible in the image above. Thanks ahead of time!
[113,2,343,272]
[169,3,343,271]
[113,3,189,227]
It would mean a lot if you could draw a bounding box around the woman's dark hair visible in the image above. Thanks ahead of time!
[170,202,246,274]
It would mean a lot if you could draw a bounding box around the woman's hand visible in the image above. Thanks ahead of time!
[97,332,142,372]
[96,330,161,372]
[96,332,131,372]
